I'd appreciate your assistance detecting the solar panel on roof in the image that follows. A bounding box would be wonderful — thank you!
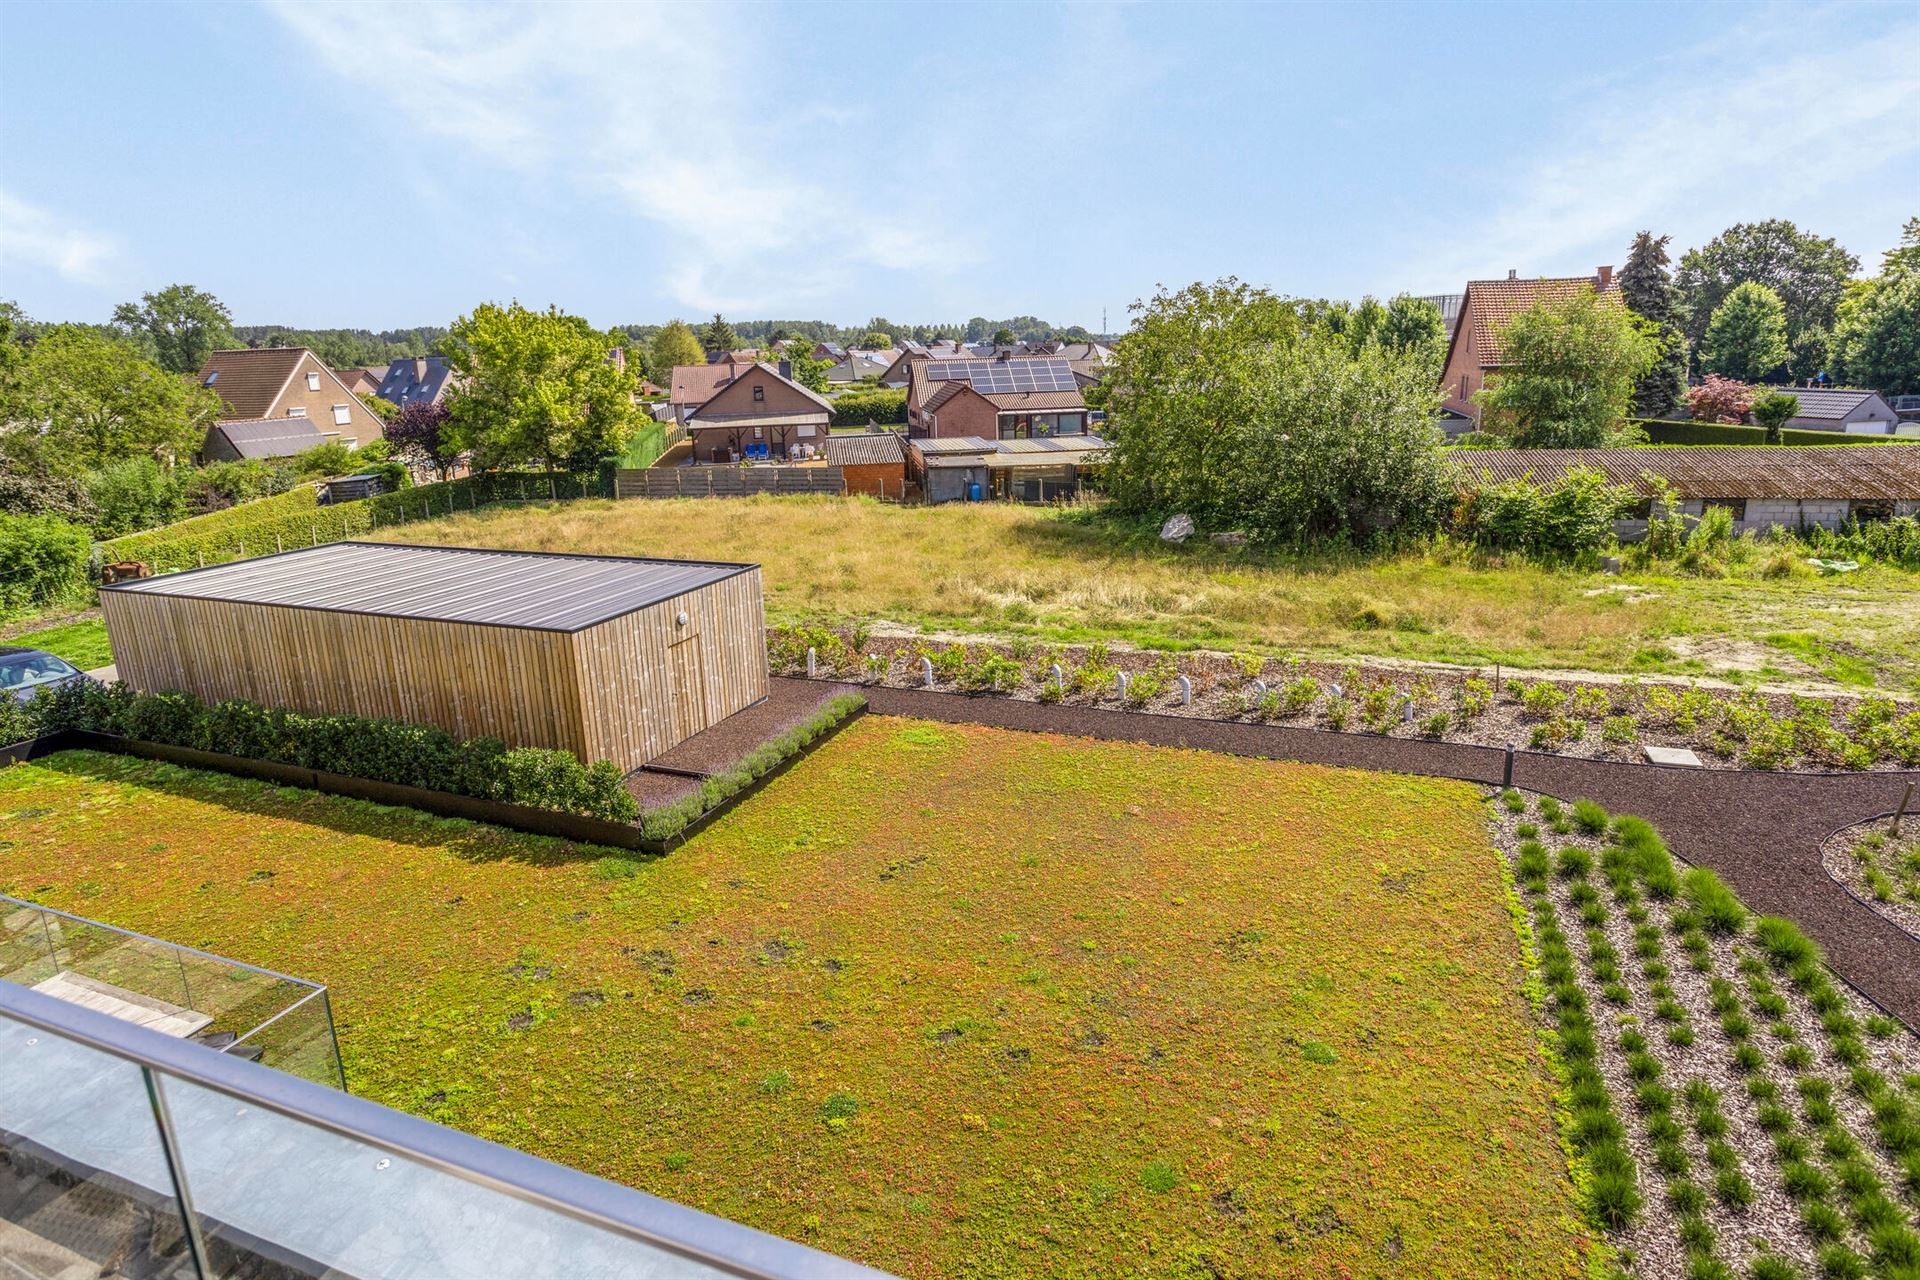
[923,358,1078,394]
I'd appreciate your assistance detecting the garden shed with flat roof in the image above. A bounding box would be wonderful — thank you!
[98,542,768,772]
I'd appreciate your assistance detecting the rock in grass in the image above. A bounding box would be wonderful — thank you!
[1159,514,1194,544]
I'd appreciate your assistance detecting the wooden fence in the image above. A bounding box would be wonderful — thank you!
[616,466,846,499]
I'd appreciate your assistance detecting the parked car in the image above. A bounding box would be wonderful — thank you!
[0,645,92,704]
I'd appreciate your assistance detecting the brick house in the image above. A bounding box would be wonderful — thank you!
[905,358,1089,442]
[1438,267,1622,423]
[822,431,907,498]
[684,362,835,462]
[1449,445,1920,539]
[194,347,384,457]
[669,362,738,424]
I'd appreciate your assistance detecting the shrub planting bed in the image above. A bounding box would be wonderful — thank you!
[775,626,1920,773]
[1491,791,1920,1279]
[0,721,1589,1278]
[1823,817,1920,944]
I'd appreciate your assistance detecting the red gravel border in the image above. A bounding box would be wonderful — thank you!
[858,682,1920,1027]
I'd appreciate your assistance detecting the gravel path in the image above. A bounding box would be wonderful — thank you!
[852,682,1920,1027]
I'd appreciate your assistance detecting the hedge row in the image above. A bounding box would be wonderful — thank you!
[638,693,865,840]
[827,387,908,425]
[1631,419,1909,447]
[97,471,598,574]
[11,680,638,823]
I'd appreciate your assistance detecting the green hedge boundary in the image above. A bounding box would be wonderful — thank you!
[1630,419,1910,447]
[97,471,601,574]
[11,680,637,822]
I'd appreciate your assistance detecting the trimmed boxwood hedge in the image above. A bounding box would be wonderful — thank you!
[15,680,637,823]
[1630,419,1907,447]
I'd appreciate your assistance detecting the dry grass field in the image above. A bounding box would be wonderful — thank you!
[368,496,1920,693]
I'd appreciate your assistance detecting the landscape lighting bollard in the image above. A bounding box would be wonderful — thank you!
[1327,682,1341,699]
[921,656,934,688]
[1176,675,1192,706]
[1402,701,1415,723]
[806,647,817,679]
[1249,679,1267,699]
[1116,672,1130,698]
[1050,663,1063,688]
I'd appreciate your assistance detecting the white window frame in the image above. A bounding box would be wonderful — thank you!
[332,404,352,425]
[306,371,322,391]
[286,406,307,418]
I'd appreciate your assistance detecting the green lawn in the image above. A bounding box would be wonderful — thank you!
[5,618,113,670]
[0,724,1586,1278]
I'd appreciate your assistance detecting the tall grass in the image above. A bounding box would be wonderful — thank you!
[364,495,1920,687]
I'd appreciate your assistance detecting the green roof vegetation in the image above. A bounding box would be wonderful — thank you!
[1,724,1587,1277]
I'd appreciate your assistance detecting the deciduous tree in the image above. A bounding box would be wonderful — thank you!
[1675,220,1858,347]
[443,302,637,475]
[1475,288,1655,448]
[385,401,459,478]
[649,320,705,375]
[1101,279,1447,544]
[10,325,218,471]
[111,284,235,374]
[1684,374,1754,424]
[1749,391,1799,444]
[1702,282,1790,383]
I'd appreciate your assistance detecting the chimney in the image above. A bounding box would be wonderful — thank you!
[413,356,428,383]
[1596,264,1614,289]
[778,359,792,380]
[1507,269,1518,280]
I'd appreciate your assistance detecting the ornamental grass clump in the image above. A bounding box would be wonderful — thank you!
[1681,868,1746,937]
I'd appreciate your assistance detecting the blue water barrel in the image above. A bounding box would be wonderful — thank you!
[969,481,983,502]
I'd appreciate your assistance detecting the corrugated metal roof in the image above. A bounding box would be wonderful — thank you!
[104,542,756,632]
[1447,445,1920,500]
[209,417,326,460]
[822,432,905,466]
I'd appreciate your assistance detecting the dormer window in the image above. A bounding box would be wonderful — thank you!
[306,371,322,391]
[753,385,765,402]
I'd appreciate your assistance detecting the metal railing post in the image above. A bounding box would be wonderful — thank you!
[143,1068,217,1279]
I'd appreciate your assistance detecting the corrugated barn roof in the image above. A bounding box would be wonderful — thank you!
[103,542,755,632]
[1447,445,1920,501]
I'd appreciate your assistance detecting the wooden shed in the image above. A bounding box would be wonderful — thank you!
[98,541,768,772]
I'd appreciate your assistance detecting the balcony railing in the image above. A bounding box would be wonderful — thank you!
[0,977,893,1280]
[0,906,893,1280]
[0,893,344,1088]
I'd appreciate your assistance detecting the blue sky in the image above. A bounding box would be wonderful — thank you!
[2,0,1916,332]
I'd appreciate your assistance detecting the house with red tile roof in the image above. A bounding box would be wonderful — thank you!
[1438,267,1622,424]
[194,347,384,459]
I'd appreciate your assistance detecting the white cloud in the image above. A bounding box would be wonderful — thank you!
[264,0,972,312]
[1403,5,1920,290]
[0,190,118,283]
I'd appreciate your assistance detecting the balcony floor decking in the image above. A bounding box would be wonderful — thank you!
[30,971,212,1038]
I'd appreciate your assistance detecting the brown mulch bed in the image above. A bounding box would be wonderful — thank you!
[644,679,846,778]
[620,769,700,810]
[858,683,1920,1028]
[1822,816,1920,943]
